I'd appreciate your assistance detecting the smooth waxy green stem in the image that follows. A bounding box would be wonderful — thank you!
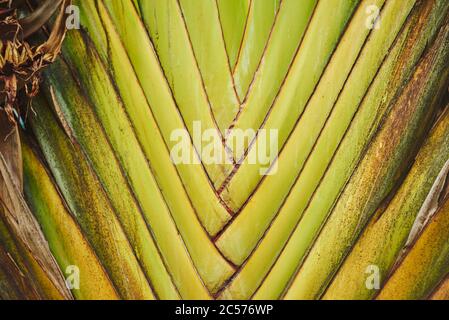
[217,0,414,270]
[179,0,241,131]
[216,0,250,70]
[218,0,373,298]
[221,0,318,164]
[220,0,429,300]
[100,0,232,237]
[222,0,358,190]
[232,0,281,101]
[47,0,234,295]
[136,0,232,187]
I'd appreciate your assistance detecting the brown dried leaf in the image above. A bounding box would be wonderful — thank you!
[0,111,22,189]
[20,0,63,39]
[0,151,72,299]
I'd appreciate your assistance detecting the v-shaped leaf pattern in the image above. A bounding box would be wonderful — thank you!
[178,0,241,132]
[232,0,281,102]
[216,0,251,71]
[23,0,449,300]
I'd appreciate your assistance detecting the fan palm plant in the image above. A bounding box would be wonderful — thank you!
[0,0,448,300]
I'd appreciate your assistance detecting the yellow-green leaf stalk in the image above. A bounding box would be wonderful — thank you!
[324,81,449,299]
[23,141,119,300]
[285,3,449,299]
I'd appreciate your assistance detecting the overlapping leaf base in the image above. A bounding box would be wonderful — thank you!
[3,0,448,300]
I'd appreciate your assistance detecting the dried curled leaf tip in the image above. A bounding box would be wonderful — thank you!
[0,0,70,125]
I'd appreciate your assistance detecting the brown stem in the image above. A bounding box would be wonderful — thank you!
[19,0,62,38]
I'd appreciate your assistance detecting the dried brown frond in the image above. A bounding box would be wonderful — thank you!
[0,0,70,125]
